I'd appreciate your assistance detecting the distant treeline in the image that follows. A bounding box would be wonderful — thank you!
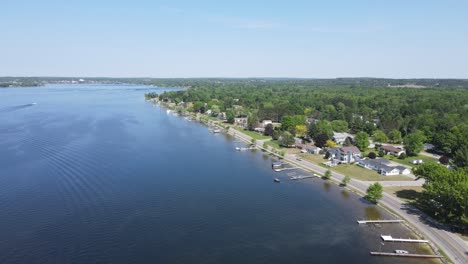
[2,77,468,89]
[158,80,468,160]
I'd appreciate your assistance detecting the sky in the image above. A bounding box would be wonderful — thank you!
[1,0,468,78]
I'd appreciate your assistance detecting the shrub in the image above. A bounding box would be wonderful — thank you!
[439,156,450,165]
[368,152,377,159]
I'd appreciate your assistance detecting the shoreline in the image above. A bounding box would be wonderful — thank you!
[153,99,464,264]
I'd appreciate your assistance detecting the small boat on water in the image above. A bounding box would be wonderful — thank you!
[213,129,221,133]
[235,147,241,151]
[274,178,280,183]
[395,250,409,254]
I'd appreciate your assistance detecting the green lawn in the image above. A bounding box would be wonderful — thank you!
[384,186,424,203]
[264,140,284,149]
[233,127,271,140]
[385,154,438,168]
[298,153,328,164]
[332,164,414,181]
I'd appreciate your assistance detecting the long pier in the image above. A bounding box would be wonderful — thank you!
[381,235,429,243]
[290,175,317,180]
[370,252,442,258]
[357,220,404,224]
[273,167,298,172]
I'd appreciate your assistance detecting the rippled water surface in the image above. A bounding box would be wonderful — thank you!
[0,84,436,263]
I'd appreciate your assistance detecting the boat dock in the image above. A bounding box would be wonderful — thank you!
[381,235,429,243]
[370,252,442,258]
[236,146,256,151]
[357,220,404,224]
[290,175,318,180]
[273,167,298,172]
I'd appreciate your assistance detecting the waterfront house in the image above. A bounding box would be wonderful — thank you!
[217,112,227,121]
[358,158,410,175]
[234,117,248,128]
[380,145,405,156]
[327,146,361,164]
[332,132,354,145]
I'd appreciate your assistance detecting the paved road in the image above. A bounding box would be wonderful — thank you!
[226,127,467,264]
[285,153,467,264]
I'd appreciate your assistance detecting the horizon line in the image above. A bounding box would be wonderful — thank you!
[1,76,468,80]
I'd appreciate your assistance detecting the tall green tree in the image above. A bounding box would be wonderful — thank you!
[247,113,259,131]
[279,131,295,147]
[414,162,468,227]
[373,130,388,143]
[404,130,426,156]
[331,120,348,132]
[388,129,402,143]
[354,131,370,151]
[365,182,383,204]
[316,120,334,138]
[226,110,235,124]
[453,145,468,168]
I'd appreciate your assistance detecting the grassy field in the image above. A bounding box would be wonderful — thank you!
[384,154,438,168]
[384,186,424,203]
[298,153,328,164]
[264,140,282,150]
[233,127,271,140]
[264,140,300,154]
[332,164,414,181]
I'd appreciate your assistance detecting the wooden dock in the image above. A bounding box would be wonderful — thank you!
[370,252,442,258]
[381,235,429,243]
[290,175,317,180]
[357,219,404,224]
[273,167,298,172]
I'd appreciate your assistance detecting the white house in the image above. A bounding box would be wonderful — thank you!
[358,158,410,175]
[327,146,361,164]
[332,132,354,144]
[234,117,248,128]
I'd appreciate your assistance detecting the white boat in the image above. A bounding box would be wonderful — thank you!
[395,250,409,254]
[274,178,280,183]
[213,129,221,133]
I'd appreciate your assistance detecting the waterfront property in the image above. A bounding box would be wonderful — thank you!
[358,158,410,176]
[234,117,248,128]
[326,146,361,164]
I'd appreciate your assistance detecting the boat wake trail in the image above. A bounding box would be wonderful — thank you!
[0,103,37,113]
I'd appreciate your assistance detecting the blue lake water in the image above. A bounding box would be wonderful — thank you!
[0,84,435,263]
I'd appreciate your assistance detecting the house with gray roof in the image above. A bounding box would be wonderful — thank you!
[327,146,361,164]
[358,158,410,176]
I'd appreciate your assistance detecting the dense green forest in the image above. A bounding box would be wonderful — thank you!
[157,80,467,157]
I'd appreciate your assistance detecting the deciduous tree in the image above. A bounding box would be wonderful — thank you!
[365,182,383,204]
[355,131,369,151]
[404,130,426,156]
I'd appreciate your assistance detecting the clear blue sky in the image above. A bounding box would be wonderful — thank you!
[2,0,467,78]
